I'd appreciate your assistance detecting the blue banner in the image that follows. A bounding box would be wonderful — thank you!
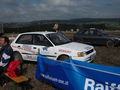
[36,54,120,90]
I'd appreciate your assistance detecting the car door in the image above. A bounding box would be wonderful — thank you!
[96,31,109,45]
[14,34,35,61]
[32,34,57,60]
[75,30,88,43]
[84,30,104,45]
[89,30,107,45]
[80,30,102,45]
[86,30,99,44]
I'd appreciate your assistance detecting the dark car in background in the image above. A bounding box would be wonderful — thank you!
[74,28,120,47]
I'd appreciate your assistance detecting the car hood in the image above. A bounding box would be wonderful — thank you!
[58,42,94,52]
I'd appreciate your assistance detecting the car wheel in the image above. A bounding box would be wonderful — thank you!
[106,40,115,47]
[58,55,70,61]
[14,52,23,63]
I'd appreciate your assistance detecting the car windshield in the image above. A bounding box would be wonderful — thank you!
[46,33,71,45]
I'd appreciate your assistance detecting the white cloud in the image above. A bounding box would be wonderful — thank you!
[33,3,51,12]
[43,0,76,6]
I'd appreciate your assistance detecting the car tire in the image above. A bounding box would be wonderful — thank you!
[58,55,70,61]
[14,52,23,63]
[106,40,115,47]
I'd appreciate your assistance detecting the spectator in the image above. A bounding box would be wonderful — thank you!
[52,24,59,32]
[0,36,13,86]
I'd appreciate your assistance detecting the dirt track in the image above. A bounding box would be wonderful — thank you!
[95,46,120,66]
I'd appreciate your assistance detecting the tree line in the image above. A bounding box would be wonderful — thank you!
[3,23,120,33]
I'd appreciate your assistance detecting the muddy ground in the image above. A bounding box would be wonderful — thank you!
[0,31,120,90]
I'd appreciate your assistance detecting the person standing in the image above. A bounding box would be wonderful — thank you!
[52,24,59,32]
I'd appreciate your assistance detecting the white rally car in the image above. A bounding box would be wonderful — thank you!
[11,32,96,62]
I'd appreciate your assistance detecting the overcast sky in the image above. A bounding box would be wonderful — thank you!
[0,0,120,22]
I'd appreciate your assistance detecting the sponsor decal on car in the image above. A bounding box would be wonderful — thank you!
[41,47,49,54]
[43,47,48,51]
[22,45,32,50]
[25,55,37,60]
[59,49,71,54]
[12,45,37,54]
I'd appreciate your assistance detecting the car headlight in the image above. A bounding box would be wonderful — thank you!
[77,52,85,57]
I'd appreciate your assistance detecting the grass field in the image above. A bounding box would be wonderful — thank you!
[0,31,120,90]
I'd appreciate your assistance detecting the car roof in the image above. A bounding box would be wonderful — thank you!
[19,31,56,35]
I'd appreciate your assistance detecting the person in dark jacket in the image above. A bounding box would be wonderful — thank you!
[0,36,13,86]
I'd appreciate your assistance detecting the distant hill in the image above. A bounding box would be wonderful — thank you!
[1,18,120,24]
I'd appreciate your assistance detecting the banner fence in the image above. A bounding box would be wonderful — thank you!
[36,54,120,90]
